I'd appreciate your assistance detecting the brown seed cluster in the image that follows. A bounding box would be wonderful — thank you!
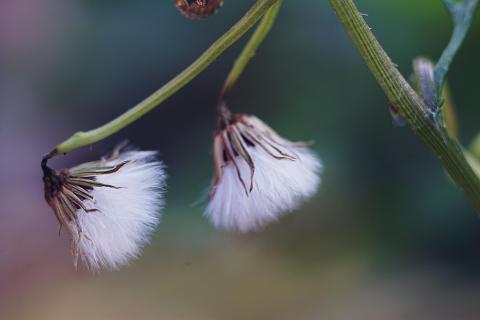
[175,0,224,19]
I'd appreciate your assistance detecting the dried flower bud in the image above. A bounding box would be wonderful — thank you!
[205,107,322,233]
[42,144,166,271]
[175,0,224,19]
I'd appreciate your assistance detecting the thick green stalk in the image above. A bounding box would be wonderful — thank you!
[330,0,480,211]
[221,0,282,98]
[55,0,279,154]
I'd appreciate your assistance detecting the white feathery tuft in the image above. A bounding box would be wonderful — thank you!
[71,151,166,271]
[205,145,322,233]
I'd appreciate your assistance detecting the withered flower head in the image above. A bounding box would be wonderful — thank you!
[175,0,224,19]
[42,144,166,271]
[204,106,322,233]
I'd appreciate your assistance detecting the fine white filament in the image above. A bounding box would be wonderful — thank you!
[71,151,166,271]
[206,146,322,233]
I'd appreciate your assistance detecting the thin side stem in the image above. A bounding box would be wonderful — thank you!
[55,0,280,154]
[434,0,479,95]
[220,0,282,100]
[330,0,480,211]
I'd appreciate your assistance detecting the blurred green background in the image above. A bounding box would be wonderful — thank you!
[1,0,480,319]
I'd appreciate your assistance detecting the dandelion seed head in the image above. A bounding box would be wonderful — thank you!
[43,147,166,271]
[205,111,322,233]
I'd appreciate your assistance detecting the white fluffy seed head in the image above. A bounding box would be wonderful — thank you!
[205,113,322,233]
[70,151,166,271]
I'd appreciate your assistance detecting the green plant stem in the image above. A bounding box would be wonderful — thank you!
[330,0,480,211]
[220,0,282,99]
[434,0,479,95]
[54,0,280,154]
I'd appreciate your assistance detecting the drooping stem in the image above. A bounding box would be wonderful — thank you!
[54,0,280,154]
[329,0,480,211]
[220,0,282,100]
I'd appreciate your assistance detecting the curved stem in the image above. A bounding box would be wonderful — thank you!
[434,0,479,96]
[220,0,282,100]
[54,0,280,154]
[330,0,480,211]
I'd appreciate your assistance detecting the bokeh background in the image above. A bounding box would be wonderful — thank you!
[1,0,480,319]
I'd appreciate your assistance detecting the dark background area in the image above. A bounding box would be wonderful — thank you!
[1,0,480,319]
